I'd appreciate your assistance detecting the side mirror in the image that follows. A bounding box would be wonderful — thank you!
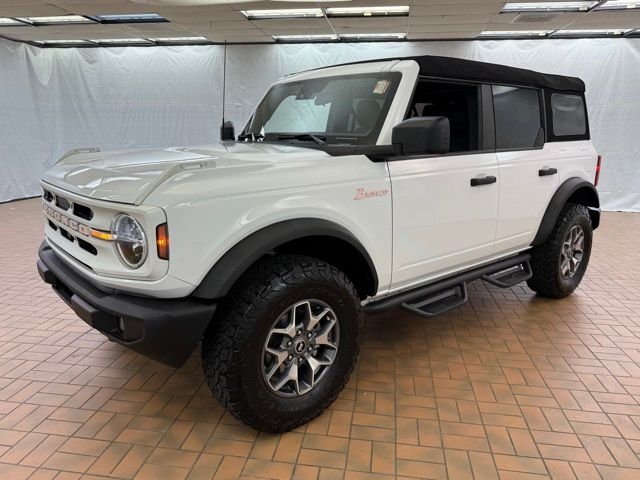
[392,116,450,156]
[220,121,235,141]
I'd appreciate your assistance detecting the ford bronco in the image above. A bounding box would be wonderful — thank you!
[37,55,600,432]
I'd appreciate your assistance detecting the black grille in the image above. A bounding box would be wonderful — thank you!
[43,189,54,202]
[55,195,71,211]
[73,203,93,221]
[59,227,74,243]
[48,220,58,231]
[78,238,98,255]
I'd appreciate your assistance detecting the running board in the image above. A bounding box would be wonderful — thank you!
[365,253,531,316]
[401,283,467,318]
[481,260,532,288]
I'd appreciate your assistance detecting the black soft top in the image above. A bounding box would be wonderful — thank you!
[327,55,585,92]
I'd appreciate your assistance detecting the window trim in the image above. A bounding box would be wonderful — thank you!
[545,89,590,142]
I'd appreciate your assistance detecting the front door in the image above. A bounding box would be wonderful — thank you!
[389,153,499,288]
[388,79,499,289]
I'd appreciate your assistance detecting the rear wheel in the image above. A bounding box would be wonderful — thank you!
[527,203,593,298]
[201,254,364,432]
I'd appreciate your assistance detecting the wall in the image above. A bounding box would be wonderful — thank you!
[1,37,639,210]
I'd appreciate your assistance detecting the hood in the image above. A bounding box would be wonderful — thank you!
[42,142,328,205]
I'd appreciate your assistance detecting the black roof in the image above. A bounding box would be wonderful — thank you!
[333,55,585,92]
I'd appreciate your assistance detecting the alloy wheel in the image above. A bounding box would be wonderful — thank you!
[262,299,340,397]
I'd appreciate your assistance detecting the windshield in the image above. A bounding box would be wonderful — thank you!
[242,72,401,146]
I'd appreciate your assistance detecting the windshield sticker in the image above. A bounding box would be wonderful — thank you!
[373,80,389,95]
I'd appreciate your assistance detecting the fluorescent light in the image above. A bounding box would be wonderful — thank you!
[91,38,152,44]
[18,15,94,25]
[596,0,640,9]
[44,39,95,45]
[501,2,598,12]
[0,18,23,25]
[552,28,632,36]
[149,36,209,43]
[241,9,323,19]
[325,6,410,17]
[273,34,338,42]
[480,30,551,37]
[340,33,407,40]
[93,13,168,23]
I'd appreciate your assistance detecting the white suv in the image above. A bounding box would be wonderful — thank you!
[37,55,601,432]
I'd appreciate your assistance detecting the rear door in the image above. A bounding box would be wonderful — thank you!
[491,85,560,254]
[388,80,499,288]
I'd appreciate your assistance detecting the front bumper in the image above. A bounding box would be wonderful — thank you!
[37,241,216,367]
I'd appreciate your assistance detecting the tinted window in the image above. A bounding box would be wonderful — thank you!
[407,80,480,153]
[492,86,542,149]
[551,93,586,136]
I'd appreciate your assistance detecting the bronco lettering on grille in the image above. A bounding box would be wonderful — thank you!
[43,204,91,236]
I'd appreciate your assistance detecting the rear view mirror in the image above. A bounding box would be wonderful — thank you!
[392,116,450,156]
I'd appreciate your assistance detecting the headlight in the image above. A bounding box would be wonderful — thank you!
[113,214,147,268]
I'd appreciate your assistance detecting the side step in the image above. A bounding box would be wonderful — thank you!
[481,261,532,288]
[401,283,468,318]
[365,252,531,317]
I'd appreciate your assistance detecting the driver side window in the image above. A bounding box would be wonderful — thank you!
[407,80,481,153]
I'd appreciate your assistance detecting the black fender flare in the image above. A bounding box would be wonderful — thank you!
[191,218,379,300]
[531,177,600,247]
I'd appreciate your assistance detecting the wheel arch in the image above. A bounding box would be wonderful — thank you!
[531,177,600,247]
[191,218,379,300]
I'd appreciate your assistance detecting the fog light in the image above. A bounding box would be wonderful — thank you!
[117,317,125,334]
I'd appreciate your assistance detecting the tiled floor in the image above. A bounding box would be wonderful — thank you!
[1,198,640,480]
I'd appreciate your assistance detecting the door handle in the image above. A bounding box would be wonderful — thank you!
[470,176,497,187]
[538,167,558,177]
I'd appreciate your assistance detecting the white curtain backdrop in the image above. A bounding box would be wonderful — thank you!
[1,37,639,210]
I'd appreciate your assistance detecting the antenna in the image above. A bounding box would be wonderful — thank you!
[219,41,234,141]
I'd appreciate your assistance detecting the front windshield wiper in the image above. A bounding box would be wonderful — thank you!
[276,133,326,145]
[237,132,264,142]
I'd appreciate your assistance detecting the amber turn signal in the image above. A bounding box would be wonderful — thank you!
[90,228,115,241]
[156,223,169,260]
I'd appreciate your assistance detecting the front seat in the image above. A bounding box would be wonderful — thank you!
[355,100,381,134]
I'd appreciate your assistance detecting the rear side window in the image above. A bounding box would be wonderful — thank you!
[551,93,586,136]
[492,85,542,150]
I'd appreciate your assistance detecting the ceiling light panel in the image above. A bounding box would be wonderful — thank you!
[480,30,552,36]
[501,2,598,13]
[91,38,153,44]
[273,34,338,42]
[44,39,95,45]
[552,28,632,35]
[596,0,640,10]
[93,13,168,24]
[18,15,95,25]
[242,9,323,20]
[149,36,209,43]
[0,18,23,25]
[340,33,407,40]
[325,6,410,17]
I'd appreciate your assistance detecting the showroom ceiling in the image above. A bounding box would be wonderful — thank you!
[0,0,638,46]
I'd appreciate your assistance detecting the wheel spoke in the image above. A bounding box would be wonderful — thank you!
[314,318,338,350]
[307,307,331,332]
[272,363,299,393]
[269,309,297,339]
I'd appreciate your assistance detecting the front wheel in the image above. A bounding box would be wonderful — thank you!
[201,254,364,432]
[527,203,593,298]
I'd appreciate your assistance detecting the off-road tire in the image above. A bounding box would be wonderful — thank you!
[527,203,592,298]
[201,254,364,432]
